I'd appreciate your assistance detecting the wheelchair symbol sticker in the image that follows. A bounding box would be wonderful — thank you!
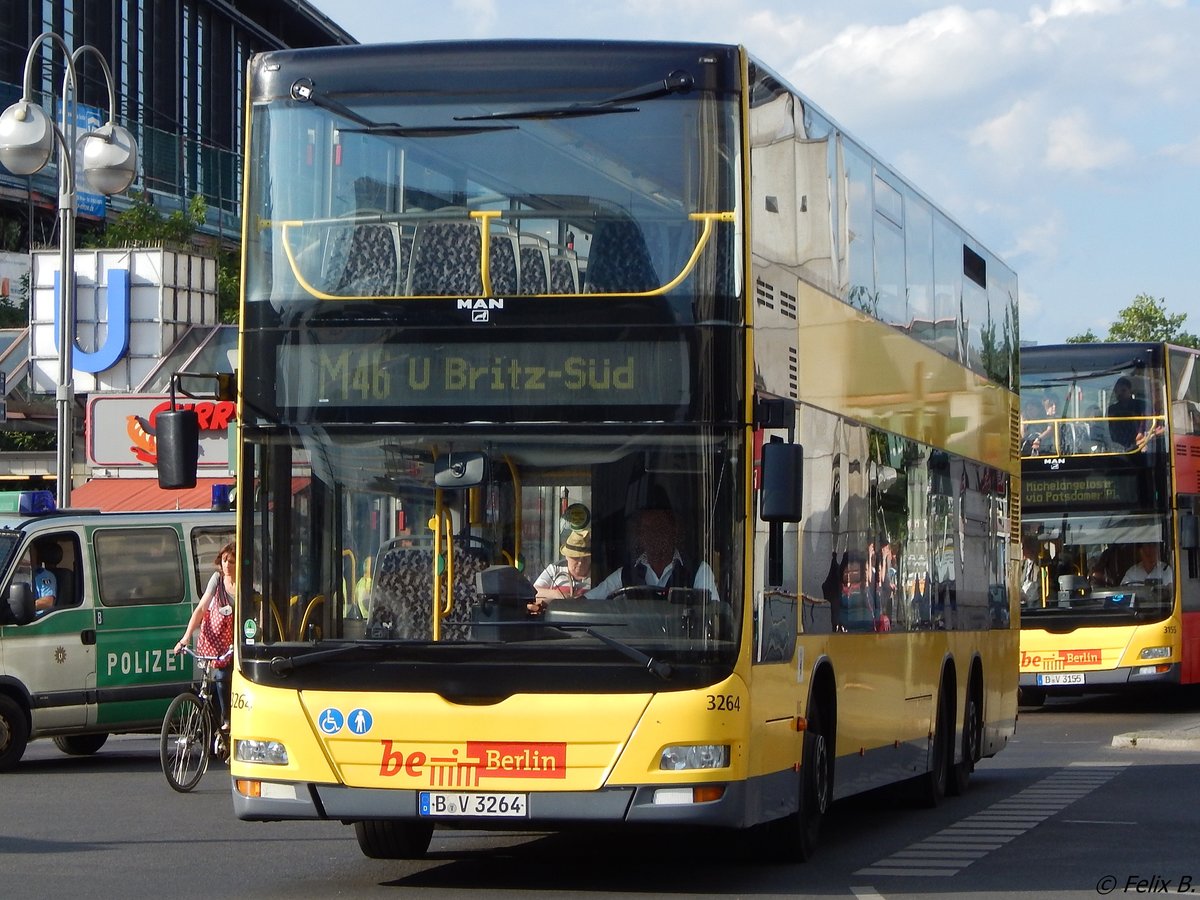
[347,708,373,735]
[318,708,344,735]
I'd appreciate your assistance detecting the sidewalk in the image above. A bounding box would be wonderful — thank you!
[1111,716,1200,750]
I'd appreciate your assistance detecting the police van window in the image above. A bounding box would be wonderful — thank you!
[21,532,83,615]
[191,527,236,595]
[94,527,186,607]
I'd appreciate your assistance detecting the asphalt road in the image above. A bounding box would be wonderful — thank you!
[3,688,1199,899]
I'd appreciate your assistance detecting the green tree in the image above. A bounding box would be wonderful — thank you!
[1067,294,1199,347]
[82,191,240,321]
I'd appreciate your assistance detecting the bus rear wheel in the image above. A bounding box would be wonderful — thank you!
[53,733,109,756]
[949,683,981,797]
[916,686,951,808]
[354,820,434,859]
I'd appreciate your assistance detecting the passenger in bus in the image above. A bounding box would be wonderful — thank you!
[527,529,592,615]
[585,504,719,602]
[1020,400,1047,455]
[32,540,62,614]
[1120,542,1172,586]
[1107,377,1146,449]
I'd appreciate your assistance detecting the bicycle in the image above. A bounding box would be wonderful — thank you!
[159,647,232,793]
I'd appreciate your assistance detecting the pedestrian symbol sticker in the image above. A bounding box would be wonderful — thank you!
[347,708,373,735]
[318,707,344,735]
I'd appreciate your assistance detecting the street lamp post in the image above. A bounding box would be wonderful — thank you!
[0,31,138,508]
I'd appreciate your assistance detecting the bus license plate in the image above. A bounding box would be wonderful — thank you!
[1038,673,1085,686]
[419,791,528,818]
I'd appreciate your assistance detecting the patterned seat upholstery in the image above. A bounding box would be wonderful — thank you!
[549,250,579,293]
[489,231,520,296]
[518,236,550,294]
[584,218,659,293]
[367,544,486,641]
[322,223,407,296]
[408,221,483,296]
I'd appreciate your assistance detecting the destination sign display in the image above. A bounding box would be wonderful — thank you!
[276,340,690,409]
[1023,470,1140,509]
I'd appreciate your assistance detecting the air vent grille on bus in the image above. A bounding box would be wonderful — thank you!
[789,347,798,399]
[1009,404,1021,463]
[755,277,776,311]
[780,288,797,320]
[1010,485,1021,543]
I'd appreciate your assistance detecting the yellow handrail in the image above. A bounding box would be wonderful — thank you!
[274,210,735,301]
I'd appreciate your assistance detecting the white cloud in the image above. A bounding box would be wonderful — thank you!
[450,0,499,36]
[1044,110,1134,172]
[1028,0,1129,28]
[790,6,1024,120]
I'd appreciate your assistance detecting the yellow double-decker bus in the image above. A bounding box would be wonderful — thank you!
[1019,342,1200,705]
[169,40,1019,861]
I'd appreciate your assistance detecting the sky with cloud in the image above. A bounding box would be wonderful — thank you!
[308,0,1200,345]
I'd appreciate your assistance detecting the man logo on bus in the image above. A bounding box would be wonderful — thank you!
[457,298,505,323]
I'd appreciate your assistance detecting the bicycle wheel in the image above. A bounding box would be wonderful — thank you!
[160,691,211,793]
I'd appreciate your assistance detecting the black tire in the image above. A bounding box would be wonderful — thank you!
[160,692,210,793]
[753,696,833,863]
[1019,687,1046,708]
[917,685,951,808]
[796,700,832,861]
[0,694,30,772]
[354,820,434,860]
[53,733,109,756]
[949,681,981,797]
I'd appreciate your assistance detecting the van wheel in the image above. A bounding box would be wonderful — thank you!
[0,695,30,772]
[53,733,109,756]
[353,820,433,859]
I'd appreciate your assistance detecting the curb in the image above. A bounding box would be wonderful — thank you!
[1112,730,1200,751]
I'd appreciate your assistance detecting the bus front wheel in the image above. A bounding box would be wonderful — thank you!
[796,703,833,861]
[354,820,434,859]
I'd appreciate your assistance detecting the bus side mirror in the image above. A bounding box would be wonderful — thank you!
[760,440,804,522]
[1181,513,1199,550]
[157,408,200,489]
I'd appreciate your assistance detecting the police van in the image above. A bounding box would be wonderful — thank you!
[0,490,234,770]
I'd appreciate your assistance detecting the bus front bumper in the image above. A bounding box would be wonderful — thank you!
[230,775,787,829]
[1019,662,1180,689]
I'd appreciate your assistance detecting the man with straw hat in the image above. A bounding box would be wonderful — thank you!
[528,529,592,614]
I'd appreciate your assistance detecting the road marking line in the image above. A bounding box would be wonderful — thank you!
[853,764,1126,878]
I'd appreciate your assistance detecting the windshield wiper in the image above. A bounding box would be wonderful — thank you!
[454,69,694,122]
[339,124,518,137]
[268,641,383,676]
[288,78,516,138]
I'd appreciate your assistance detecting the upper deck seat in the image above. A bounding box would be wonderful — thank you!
[519,235,551,294]
[584,218,659,294]
[408,221,482,296]
[322,222,407,296]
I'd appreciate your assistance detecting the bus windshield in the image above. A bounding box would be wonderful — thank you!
[1021,510,1173,626]
[1019,350,1164,457]
[245,69,738,303]
[244,425,742,682]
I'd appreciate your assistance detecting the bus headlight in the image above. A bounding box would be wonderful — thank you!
[1139,646,1171,660]
[235,738,289,765]
[659,744,730,770]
